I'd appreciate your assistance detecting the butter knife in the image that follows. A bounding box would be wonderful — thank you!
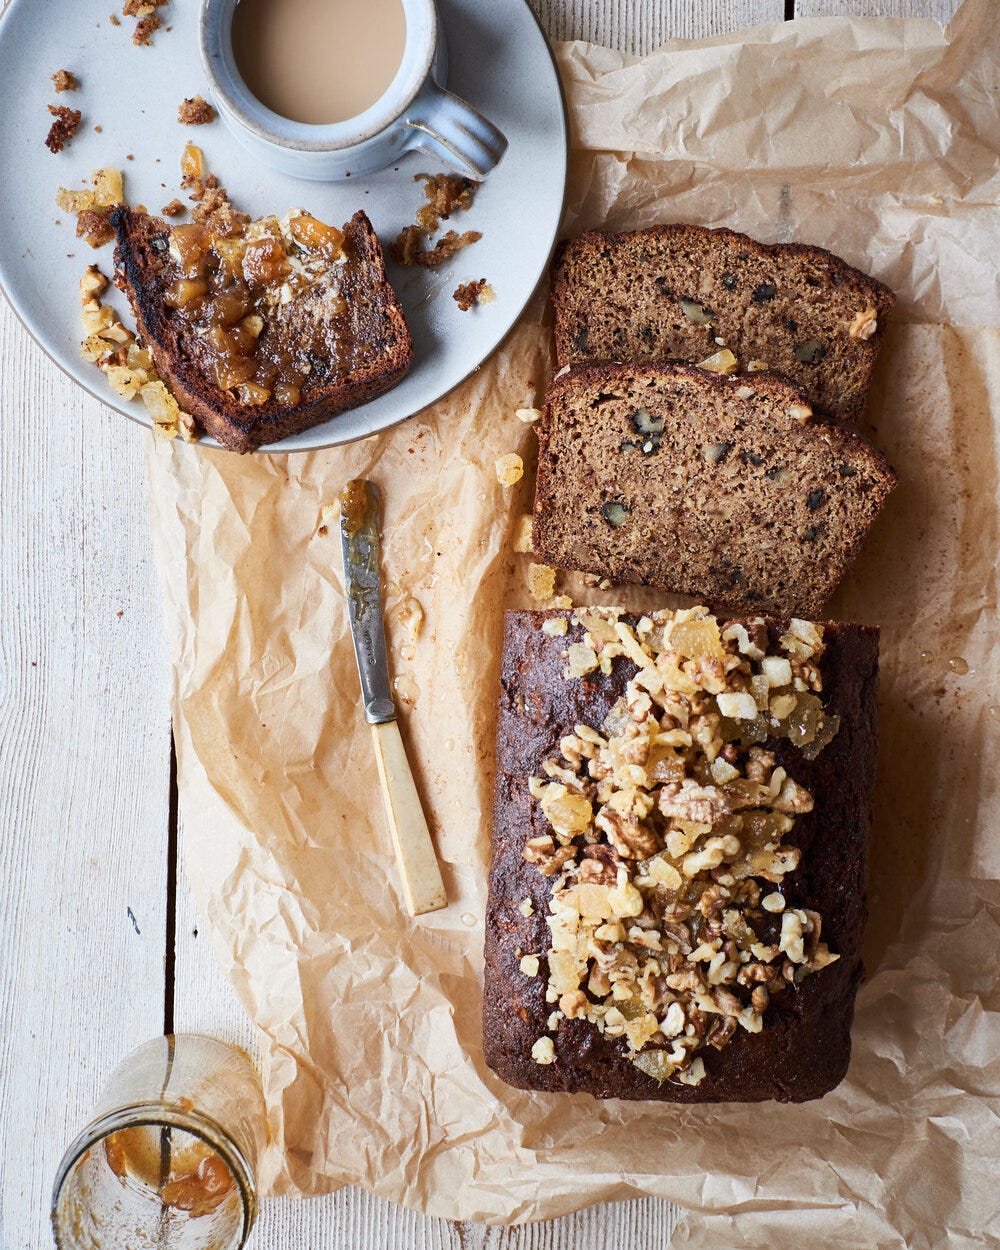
[340,479,447,916]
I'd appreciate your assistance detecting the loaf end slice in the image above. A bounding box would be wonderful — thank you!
[532,362,895,617]
[551,223,895,425]
[111,206,413,453]
[484,607,880,1102]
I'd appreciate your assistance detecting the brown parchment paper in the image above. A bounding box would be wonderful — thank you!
[145,0,1000,1241]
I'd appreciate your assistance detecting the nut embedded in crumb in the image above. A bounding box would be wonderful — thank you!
[527,563,557,601]
[161,198,186,217]
[746,359,770,372]
[453,278,492,312]
[786,403,813,422]
[516,407,541,424]
[52,69,79,93]
[177,95,216,125]
[45,105,82,153]
[495,453,523,487]
[848,306,878,340]
[541,616,568,636]
[519,954,540,977]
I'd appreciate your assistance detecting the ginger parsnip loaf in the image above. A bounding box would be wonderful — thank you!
[532,362,895,617]
[551,224,894,424]
[484,607,879,1103]
[111,205,412,453]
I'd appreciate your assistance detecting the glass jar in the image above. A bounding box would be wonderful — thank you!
[51,1034,268,1250]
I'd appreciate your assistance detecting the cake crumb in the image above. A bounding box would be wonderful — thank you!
[133,13,161,44]
[161,198,186,217]
[45,105,82,153]
[109,12,120,23]
[52,69,79,93]
[453,278,494,311]
[414,172,478,232]
[177,95,216,125]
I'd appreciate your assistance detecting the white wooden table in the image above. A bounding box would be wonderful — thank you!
[0,1,959,1247]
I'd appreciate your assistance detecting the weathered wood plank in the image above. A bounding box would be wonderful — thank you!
[0,305,172,1249]
[795,0,959,19]
[531,0,785,51]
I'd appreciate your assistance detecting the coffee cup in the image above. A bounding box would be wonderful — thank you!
[200,0,508,182]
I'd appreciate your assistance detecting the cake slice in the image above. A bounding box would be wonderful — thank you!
[111,206,412,453]
[532,362,895,617]
[551,224,895,424]
[484,606,879,1103]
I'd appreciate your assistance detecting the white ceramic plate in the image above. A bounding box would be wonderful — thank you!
[0,0,567,450]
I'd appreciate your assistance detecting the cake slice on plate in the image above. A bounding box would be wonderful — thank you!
[111,205,412,453]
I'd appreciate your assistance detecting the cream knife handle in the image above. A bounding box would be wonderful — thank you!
[370,720,447,916]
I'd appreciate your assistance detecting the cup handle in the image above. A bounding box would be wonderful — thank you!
[403,80,508,180]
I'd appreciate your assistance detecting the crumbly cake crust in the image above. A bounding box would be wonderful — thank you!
[551,223,895,425]
[483,609,880,1103]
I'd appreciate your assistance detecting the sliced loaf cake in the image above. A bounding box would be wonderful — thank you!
[551,224,894,425]
[532,363,895,616]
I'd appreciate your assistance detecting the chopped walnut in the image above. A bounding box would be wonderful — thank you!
[527,563,557,602]
[512,513,533,554]
[45,105,82,153]
[52,69,79,93]
[848,306,878,340]
[177,95,215,125]
[495,453,523,486]
[161,198,186,217]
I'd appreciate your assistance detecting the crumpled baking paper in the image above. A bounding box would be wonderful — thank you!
[145,0,1000,1240]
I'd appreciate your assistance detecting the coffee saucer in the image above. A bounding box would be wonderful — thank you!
[0,0,567,451]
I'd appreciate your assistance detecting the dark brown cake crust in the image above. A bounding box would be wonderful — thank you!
[483,610,879,1103]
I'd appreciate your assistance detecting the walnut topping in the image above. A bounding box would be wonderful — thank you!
[524,606,840,1084]
[516,407,542,423]
[848,306,878,340]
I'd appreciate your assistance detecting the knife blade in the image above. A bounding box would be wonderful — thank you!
[340,479,447,916]
[340,478,396,725]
